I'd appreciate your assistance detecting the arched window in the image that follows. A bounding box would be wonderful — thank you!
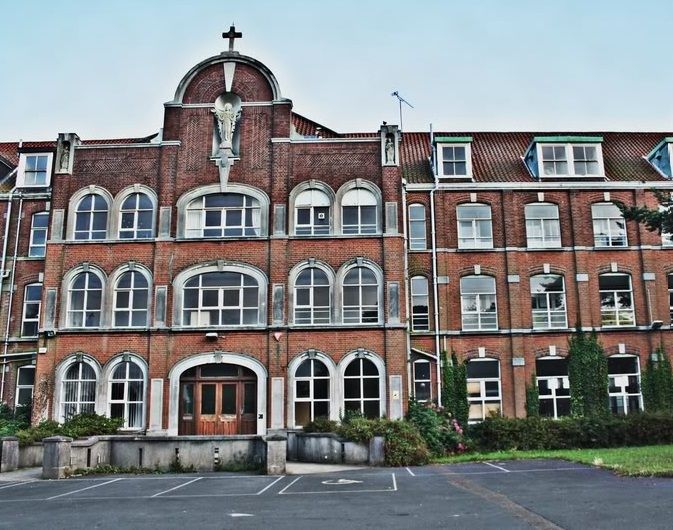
[185,193,261,238]
[467,358,501,422]
[536,357,570,419]
[109,359,145,429]
[295,189,330,235]
[341,188,378,235]
[113,271,149,327]
[460,275,497,331]
[411,276,429,331]
[342,266,379,324]
[343,357,380,418]
[408,204,426,250]
[293,358,330,426]
[67,272,103,328]
[294,268,331,324]
[119,192,154,239]
[599,273,634,326]
[74,194,108,240]
[530,274,567,329]
[608,355,642,415]
[183,271,259,326]
[62,361,97,419]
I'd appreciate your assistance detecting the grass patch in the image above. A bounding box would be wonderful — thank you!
[433,444,673,477]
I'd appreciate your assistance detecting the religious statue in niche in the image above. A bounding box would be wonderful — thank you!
[385,135,395,164]
[59,143,70,172]
[212,101,241,148]
[211,93,242,190]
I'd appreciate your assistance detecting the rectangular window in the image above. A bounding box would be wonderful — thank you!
[537,143,603,178]
[530,275,567,329]
[22,284,42,337]
[592,202,627,247]
[413,360,431,402]
[437,143,472,178]
[410,276,429,331]
[460,276,497,331]
[457,204,493,249]
[28,212,49,257]
[608,356,642,415]
[536,357,570,419]
[18,153,53,187]
[408,204,426,250]
[467,359,501,422]
[15,365,35,408]
[599,274,634,327]
[524,203,561,248]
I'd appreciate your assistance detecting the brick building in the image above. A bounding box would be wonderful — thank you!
[1,39,672,433]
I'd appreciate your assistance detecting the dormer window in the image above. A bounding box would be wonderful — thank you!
[525,137,604,179]
[646,137,673,178]
[17,153,53,187]
[434,137,472,178]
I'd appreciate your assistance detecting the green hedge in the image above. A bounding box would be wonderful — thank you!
[469,413,673,452]
[15,414,123,446]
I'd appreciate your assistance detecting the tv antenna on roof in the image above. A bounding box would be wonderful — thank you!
[391,91,414,132]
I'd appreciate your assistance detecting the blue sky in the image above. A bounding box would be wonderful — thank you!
[1,0,672,140]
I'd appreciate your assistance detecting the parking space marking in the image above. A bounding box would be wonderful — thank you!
[278,473,397,495]
[484,462,510,473]
[0,481,31,490]
[46,478,123,500]
[151,477,202,497]
[412,466,588,478]
[405,467,415,476]
[255,475,284,495]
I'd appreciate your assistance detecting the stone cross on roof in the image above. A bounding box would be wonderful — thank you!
[222,25,242,52]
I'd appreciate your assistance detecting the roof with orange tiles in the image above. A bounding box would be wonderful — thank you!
[400,131,671,184]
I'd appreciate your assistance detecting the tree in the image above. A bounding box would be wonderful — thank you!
[441,350,469,427]
[568,329,609,417]
[616,190,673,236]
[525,374,540,417]
[642,346,673,412]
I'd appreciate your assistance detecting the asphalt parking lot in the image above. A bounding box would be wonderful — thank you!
[1,459,672,529]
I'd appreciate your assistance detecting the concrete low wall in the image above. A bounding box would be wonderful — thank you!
[289,432,385,465]
[18,443,42,468]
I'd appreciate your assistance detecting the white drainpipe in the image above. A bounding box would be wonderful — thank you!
[401,177,413,403]
[429,126,442,405]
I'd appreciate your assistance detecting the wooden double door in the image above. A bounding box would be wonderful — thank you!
[179,364,257,435]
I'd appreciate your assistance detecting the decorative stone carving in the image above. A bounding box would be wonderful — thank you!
[212,102,240,148]
[380,124,400,167]
[56,132,80,174]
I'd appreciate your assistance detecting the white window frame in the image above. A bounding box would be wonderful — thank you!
[410,276,430,331]
[61,360,98,420]
[460,275,498,331]
[113,270,150,328]
[341,265,380,325]
[668,274,673,321]
[292,358,331,427]
[74,193,110,241]
[592,202,628,247]
[341,188,378,235]
[413,359,432,402]
[535,357,570,419]
[608,355,643,415]
[294,188,331,236]
[536,143,604,178]
[467,358,501,423]
[599,273,635,327]
[342,356,382,418]
[66,271,104,328]
[524,203,561,248]
[15,365,35,408]
[17,153,53,187]
[436,143,472,178]
[293,267,332,325]
[530,274,568,329]
[21,283,42,337]
[185,193,261,238]
[28,212,49,257]
[408,204,427,250]
[456,203,493,249]
[118,192,155,240]
[108,358,146,430]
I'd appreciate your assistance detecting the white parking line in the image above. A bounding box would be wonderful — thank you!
[151,477,202,497]
[391,473,397,491]
[46,478,123,500]
[278,474,397,495]
[255,475,284,495]
[406,467,416,477]
[0,481,33,490]
[277,476,302,495]
[484,462,510,473]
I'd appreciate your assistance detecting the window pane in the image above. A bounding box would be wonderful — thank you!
[201,385,216,414]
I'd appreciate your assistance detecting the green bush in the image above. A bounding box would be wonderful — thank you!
[15,413,123,446]
[469,413,673,452]
[642,347,673,413]
[0,403,31,436]
[303,417,338,433]
[406,400,467,456]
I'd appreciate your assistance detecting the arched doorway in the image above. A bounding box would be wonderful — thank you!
[179,363,257,435]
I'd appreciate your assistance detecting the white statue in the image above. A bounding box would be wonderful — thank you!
[385,137,395,164]
[212,102,240,146]
[60,145,70,172]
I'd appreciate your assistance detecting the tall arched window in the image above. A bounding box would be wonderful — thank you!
[109,359,145,429]
[294,358,330,426]
[67,272,103,328]
[185,193,261,238]
[341,188,378,235]
[343,357,380,418]
[460,275,497,330]
[294,268,331,324]
[183,271,259,326]
[62,361,97,419]
[74,194,108,240]
[113,271,149,327]
[530,274,567,329]
[119,192,154,239]
[295,189,330,235]
[342,266,379,324]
